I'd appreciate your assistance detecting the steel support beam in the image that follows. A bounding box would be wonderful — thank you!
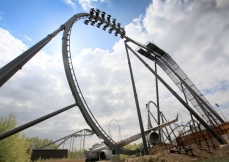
[154,57,161,141]
[124,41,149,155]
[0,103,77,140]
[126,44,227,144]
[0,26,64,87]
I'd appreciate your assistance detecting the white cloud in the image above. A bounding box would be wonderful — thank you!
[63,0,111,11]
[78,0,94,11]
[24,35,32,41]
[63,0,76,9]
[78,0,110,11]
[216,0,229,8]
[100,0,111,4]
[0,28,27,65]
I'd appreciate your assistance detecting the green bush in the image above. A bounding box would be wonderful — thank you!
[26,137,58,149]
[0,114,31,162]
[120,143,142,160]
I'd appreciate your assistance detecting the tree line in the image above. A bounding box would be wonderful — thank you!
[0,114,58,162]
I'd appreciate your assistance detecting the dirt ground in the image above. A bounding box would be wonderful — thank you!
[37,158,86,162]
[125,142,229,162]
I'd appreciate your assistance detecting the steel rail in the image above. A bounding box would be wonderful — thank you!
[62,13,137,155]
[38,129,94,149]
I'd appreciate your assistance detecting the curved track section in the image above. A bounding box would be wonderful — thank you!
[108,119,122,141]
[154,52,220,124]
[62,13,137,155]
[127,39,224,125]
[39,129,94,149]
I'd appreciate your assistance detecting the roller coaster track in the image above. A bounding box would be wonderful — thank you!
[62,13,138,155]
[124,36,223,126]
[134,43,225,125]
[157,57,217,123]
[38,129,94,149]
[0,9,226,152]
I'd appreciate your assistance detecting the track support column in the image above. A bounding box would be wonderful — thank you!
[124,41,149,155]
[154,57,161,142]
[0,26,64,87]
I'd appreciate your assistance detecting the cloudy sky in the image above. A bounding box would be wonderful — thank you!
[0,0,229,150]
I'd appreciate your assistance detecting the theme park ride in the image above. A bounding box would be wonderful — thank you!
[0,8,228,161]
